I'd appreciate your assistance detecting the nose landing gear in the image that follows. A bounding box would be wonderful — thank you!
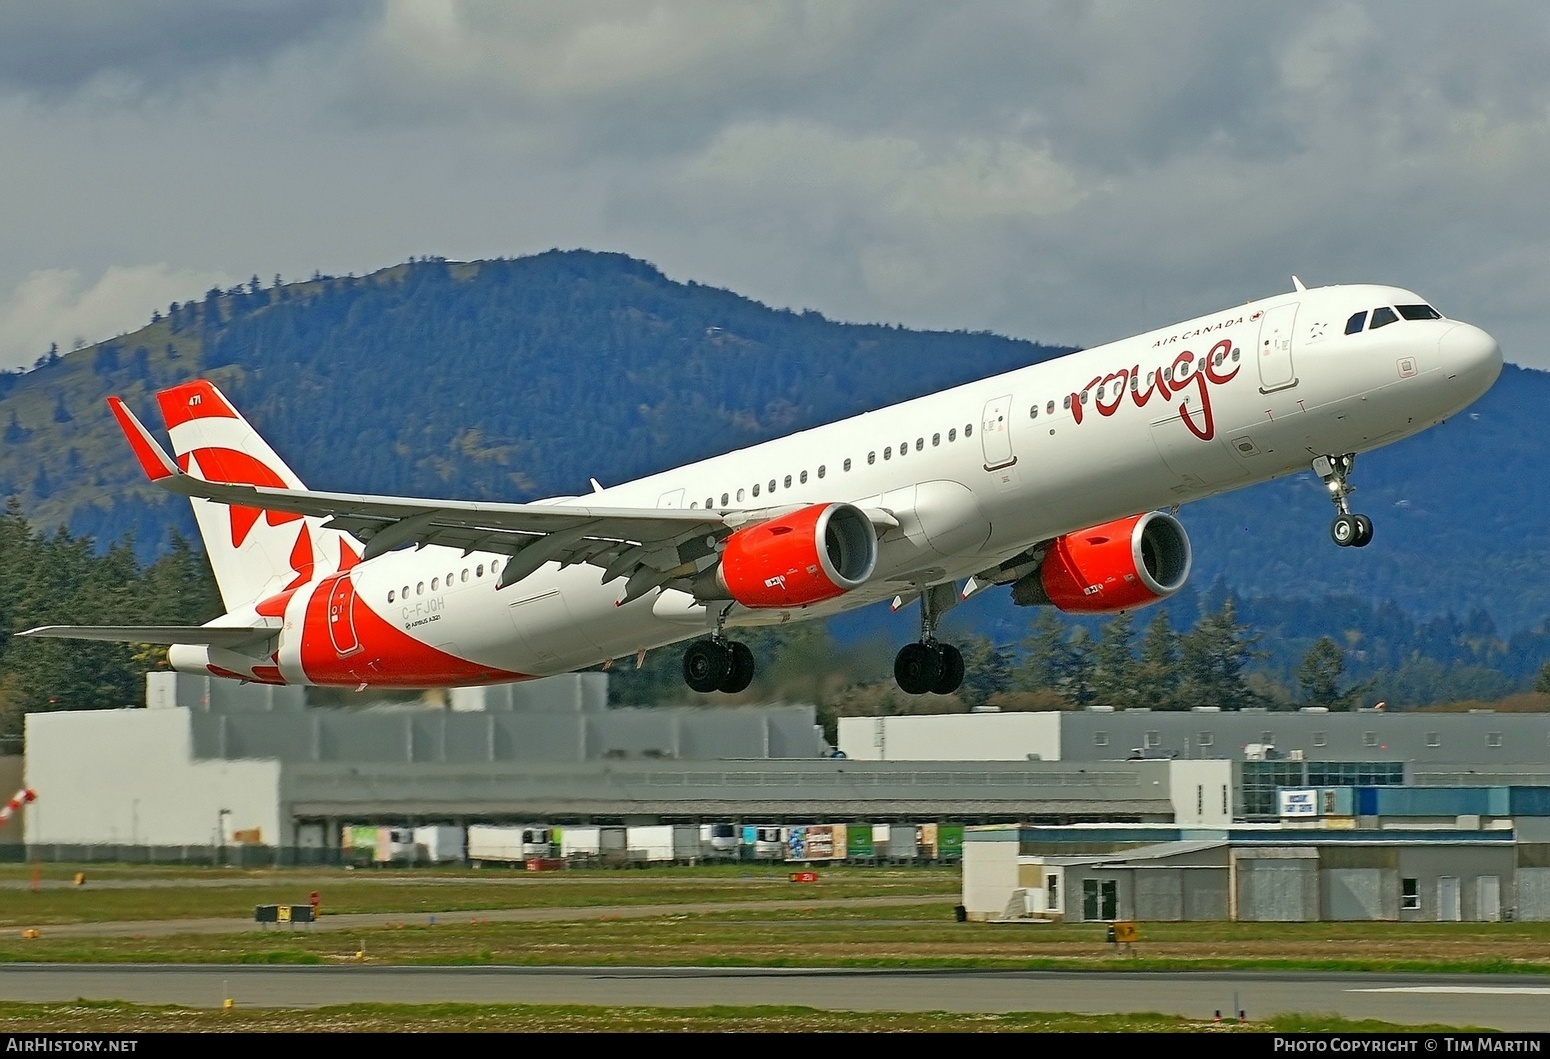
[893,584,966,695]
[1313,454,1373,548]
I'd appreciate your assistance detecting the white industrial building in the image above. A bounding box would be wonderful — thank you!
[23,674,1232,861]
[839,708,1550,765]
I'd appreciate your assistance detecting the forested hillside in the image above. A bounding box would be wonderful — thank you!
[1,249,1547,716]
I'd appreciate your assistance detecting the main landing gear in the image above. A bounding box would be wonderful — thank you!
[682,607,755,694]
[682,637,755,694]
[893,584,965,696]
[1313,453,1373,548]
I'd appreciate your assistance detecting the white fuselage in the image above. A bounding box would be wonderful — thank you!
[235,283,1500,685]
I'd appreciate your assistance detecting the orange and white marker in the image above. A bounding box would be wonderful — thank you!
[0,788,36,828]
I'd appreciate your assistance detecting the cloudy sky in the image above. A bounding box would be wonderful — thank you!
[1,1,1547,372]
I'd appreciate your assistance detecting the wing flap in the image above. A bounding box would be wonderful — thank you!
[19,625,278,649]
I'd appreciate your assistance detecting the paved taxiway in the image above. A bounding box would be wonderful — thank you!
[2,965,1545,1030]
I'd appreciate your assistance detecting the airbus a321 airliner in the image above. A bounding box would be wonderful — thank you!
[23,280,1501,697]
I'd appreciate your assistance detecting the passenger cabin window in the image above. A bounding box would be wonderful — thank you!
[1030,405,1038,419]
[1398,304,1442,321]
[752,483,760,497]
[883,447,892,460]
[965,423,973,436]
[818,465,826,478]
[1369,306,1399,330]
[769,479,777,493]
[737,488,745,501]
[868,452,876,465]
[948,428,957,441]
[932,433,941,446]
[721,493,729,506]
[799,470,807,484]
[1345,311,1368,334]
[842,459,851,472]
[915,438,923,451]
[387,590,395,603]
[1047,400,1056,413]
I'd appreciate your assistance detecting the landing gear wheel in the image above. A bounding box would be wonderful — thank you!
[1314,454,1376,549]
[718,641,756,694]
[894,642,943,695]
[1352,514,1374,548]
[930,643,965,695]
[683,639,732,693]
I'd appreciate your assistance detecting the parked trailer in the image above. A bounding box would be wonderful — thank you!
[936,824,965,863]
[341,825,416,865]
[626,824,700,864]
[885,822,918,862]
[468,825,554,866]
[787,823,847,863]
[412,825,465,864]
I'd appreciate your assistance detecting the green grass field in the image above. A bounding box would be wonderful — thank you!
[0,1000,1479,1034]
[0,863,1546,977]
[0,863,956,926]
[0,864,1529,1031]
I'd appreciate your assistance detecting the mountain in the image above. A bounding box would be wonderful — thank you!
[1,249,1545,659]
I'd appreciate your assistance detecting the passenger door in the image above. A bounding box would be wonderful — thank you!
[1256,303,1299,393]
[980,395,1016,471]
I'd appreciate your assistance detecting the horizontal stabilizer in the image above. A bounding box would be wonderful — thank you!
[18,625,278,649]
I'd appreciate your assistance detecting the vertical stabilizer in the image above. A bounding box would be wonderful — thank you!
[155,381,363,610]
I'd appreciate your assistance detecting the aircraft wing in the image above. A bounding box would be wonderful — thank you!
[109,396,769,602]
[19,624,278,649]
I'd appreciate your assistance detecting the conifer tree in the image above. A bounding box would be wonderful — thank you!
[1135,610,1180,709]
[1090,610,1137,709]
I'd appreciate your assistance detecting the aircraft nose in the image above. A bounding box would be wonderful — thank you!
[1438,321,1502,385]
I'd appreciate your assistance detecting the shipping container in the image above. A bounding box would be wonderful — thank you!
[412,825,464,864]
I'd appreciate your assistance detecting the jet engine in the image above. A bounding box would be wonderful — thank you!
[1011,511,1191,613]
[717,502,878,608]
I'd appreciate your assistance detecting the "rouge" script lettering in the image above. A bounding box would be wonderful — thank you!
[1069,339,1239,441]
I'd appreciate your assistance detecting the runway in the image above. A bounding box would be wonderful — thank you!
[2,965,1546,1031]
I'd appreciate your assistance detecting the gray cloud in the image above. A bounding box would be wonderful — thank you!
[0,1,1547,372]
[0,0,373,97]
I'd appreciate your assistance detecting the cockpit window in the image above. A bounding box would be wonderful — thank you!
[1345,311,1368,335]
[1369,306,1399,330]
[1397,304,1442,321]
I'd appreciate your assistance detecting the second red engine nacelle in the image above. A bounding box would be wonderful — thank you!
[717,502,878,608]
[1012,511,1192,613]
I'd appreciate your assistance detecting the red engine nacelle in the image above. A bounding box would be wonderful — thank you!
[717,502,878,608]
[1013,511,1192,613]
